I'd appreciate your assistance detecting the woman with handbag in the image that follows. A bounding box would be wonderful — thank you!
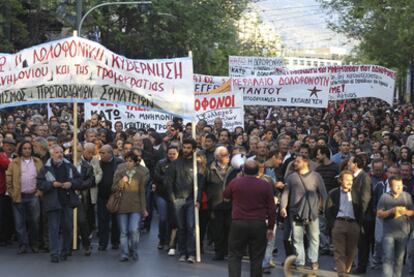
[112,151,149,262]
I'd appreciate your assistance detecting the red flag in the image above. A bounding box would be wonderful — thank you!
[336,100,347,114]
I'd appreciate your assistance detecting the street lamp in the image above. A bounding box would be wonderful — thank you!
[77,1,152,37]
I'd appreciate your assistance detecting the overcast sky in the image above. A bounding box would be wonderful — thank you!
[255,0,355,51]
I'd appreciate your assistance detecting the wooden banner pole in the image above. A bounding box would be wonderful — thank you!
[72,30,79,251]
[189,50,201,263]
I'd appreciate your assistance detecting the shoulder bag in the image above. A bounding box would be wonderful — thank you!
[106,187,124,213]
[295,173,320,224]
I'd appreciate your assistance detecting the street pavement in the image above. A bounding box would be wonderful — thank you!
[0,217,409,277]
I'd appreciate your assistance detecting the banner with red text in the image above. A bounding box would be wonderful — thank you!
[0,36,194,117]
[229,56,285,77]
[288,65,395,105]
[233,73,330,108]
[194,74,243,130]
[84,103,182,132]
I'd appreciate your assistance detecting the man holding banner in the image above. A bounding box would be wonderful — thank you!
[165,138,203,263]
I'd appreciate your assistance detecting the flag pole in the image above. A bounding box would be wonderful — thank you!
[189,50,201,263]
[72,30,79,251]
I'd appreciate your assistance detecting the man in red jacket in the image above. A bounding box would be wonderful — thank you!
[224,160,276,277]
[0,149,11,246]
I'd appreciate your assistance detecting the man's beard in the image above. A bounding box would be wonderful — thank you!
[53,158,63,165]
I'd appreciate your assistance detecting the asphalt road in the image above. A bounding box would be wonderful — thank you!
[0,218,409,277]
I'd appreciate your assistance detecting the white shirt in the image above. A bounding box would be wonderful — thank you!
[353,169,362,178]
[337,188,355,219]
[283,152,292,163]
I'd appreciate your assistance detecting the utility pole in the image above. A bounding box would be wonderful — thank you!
[78,1,151,37]
[76,0,83,32]
[5,0,11,45]
[409,61,414,103]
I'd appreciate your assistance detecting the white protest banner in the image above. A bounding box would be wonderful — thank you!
[233,73,330,108]
[84,103,177,132]
[327,65,395,105]
[229,56,284,77]
[194,74,244,130]
[288,65,396,105]
[0,36,194,118]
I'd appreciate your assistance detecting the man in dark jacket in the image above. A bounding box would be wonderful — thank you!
[37,145,82,263]
[347,154,373,274]
[32,136,51,250]
[325,170,363,276]
[153,145,179,250]
[165,138,203,263]
[97,144,123,251]
[205,146,231,261]
[315,145,339,255]
[201,133,217,166]
[75,143,96,256]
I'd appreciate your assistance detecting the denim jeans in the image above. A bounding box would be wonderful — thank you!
[262,221,277,267]
[291,216,320,266]
[174,198,195,256]
[319,215,330,251]
[373,217,383,266]
[382,235,407,277]
[117,213,141,259]
[155,196,168,245]
[47,207,73,258]
[12,195,40,248]
[407,231,414,272]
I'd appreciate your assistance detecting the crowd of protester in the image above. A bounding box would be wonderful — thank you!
[1,99,414,277]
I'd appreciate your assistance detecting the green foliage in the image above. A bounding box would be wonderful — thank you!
[1,0,284,76]
[319,0,414,72]
[1,0,260,76]
[99,0,249,75]
[0,0,29,52]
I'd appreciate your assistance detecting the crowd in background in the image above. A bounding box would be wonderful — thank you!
[0,99,414,276]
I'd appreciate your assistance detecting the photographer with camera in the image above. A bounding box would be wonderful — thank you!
[280,154,327,271]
